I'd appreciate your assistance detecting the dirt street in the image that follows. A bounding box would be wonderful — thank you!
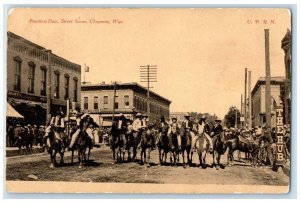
[6,146,289,185]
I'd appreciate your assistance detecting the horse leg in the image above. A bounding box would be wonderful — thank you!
[146,148,151,167]
[182,150,186,168]
[169,151,173,164]
[60,151,64,165]
[71,149,74,164]
[140,148,144,164]
[198,151,202,168]
[50,152,54,168]
[158,149,162,165]
[87,148,91,161]
[216,152,221,170]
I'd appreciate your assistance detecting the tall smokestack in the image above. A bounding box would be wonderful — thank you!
[265,29,271,128]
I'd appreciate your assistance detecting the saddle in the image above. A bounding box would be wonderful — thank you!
[238,135,251,145]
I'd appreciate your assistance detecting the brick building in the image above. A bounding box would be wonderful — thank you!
[81,82,171,126]
[7,32,81,125]
[251,76,285,128]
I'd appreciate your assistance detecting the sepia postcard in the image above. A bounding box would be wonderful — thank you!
[5,7,292,194]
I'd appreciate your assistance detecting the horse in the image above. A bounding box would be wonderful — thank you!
[226,131,262,167]
[156,123,171,165]
[179,130,193,168]
[140,128,156,167]
[76,130,93,168]
[194,133,210,169]
[44,126,65,168]
[212,131,227,170]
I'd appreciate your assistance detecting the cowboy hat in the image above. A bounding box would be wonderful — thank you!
[136,113,142,117]
[171,117,177,121]
[184,113,190,117]
[200,115,207,120]
[215,118,222,122]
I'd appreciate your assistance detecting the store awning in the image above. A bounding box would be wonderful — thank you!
[6,102,24,118]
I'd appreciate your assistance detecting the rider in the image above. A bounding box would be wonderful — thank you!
[117,114,128,146]
[194,115,213,153]
[179,113,193,147]
[157,115,169,146]
[261,125,275,166]
[168,117,180,151]
[44,111,67,152]
[69,111,82,149]
[132,113,143,147]
[210,118,223,145]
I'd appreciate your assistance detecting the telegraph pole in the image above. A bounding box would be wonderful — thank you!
[265,29,271,128]
[244,68,248,129]
[248,70,252,129]
[241,94,243,128]
[46,50,52,126]
[140,65,157,119]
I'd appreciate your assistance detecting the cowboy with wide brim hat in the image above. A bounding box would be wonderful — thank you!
[184,113,190,118]
[215,118,222,123]
[135,113,142,118]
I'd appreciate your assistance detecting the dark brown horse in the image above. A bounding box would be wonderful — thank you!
[140,128,156,167]
[212,131,227,170]
[226,131,263,167]
[44,126,65,168]
[180,131,192,168]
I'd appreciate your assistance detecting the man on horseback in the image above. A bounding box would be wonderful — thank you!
[210,118,223,145]
[168,117,180,151]
[194,115,213,153]
[44,111,67,152]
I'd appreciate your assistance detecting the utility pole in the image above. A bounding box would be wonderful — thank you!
[244,68,248,129]
[265,29,272,128]
[112,81,117,122]
[46,50,52,126]
[241,94,243,128]
[235,107,238,128]
[248,70,252,129]
[140,65,157,120]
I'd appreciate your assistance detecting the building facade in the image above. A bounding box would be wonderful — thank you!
[251,76,285,128]
[81,82,171,125]
[7,32,81,125]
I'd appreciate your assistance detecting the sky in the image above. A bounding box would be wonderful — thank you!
[7,8,291,118]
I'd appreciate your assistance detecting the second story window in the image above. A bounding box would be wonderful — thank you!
[124,95,129,108]
[73,77,78,102]
[103,96,108,109]
[84,97,88,110]
[64,74,69,100]
[54,71,60,98]
[28,62,35,93]
[94,96,99,110]
[114,96,119,109]
[40,67,47,96]
[13,57,22,91]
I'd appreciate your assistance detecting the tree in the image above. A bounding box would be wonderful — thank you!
[224,106,241,128]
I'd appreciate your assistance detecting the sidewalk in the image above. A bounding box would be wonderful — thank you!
[6,143,107,157]
[6,146,46,157]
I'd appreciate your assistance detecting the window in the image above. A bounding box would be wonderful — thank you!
[13,58,21,91]
[73,78,78,102]
[114,96,119,109]
[54,71,60,98]
[94,96,99,110]
[124,95,129,108]
[28,62,35,93]
[40,67,47,96]
[84,97,88,110]
[103,96,108,109]
[64,75,69,99]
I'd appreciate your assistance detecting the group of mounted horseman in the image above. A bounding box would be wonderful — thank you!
[42,111,290,170]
